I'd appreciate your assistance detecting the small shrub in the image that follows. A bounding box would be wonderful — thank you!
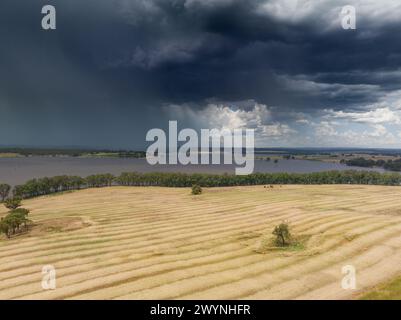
[191,185,202,195]
[9,208,30,217]
[4,197,22,210]
[272,223,292,247]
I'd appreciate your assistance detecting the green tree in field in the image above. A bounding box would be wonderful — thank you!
[191,184,202,195]
[4,197,22,210]
[10,208,30,219]
[9,208,30,230]
[273,223,292,247]
[0,184,11,202]
[0,208,31,238]
[0,219,11,238]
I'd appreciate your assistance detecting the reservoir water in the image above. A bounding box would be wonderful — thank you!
[0,157,386,186]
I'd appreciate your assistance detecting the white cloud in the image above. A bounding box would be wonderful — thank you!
[166,102,270,130]
[325,107,401,124]
[314,121,338,137]
[165,99,401,147]
[262,123,296,137]
[165,102,297,146]
[367,124,388,137]
[312,120,398,147]
[258,0,401,30]
[295,119,310,124]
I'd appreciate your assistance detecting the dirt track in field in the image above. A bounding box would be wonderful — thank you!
[1,185,401,300]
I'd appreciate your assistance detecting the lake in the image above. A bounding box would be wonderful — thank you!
[0,157,386,186]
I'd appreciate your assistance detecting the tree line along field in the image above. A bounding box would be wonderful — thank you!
[1,185,401,299]
[7,170,401,201]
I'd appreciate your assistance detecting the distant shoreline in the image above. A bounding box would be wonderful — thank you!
[0,148,146,159]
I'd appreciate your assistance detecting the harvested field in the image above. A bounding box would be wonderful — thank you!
[1,185,401,300]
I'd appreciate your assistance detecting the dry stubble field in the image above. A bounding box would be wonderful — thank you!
[1,185,401,300]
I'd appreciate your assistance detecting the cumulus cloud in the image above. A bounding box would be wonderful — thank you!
[166,102,271,130]
[261,123,296,137]
[314,121,338,137]
[296,119,310,124]
[325,107,401,124]
[165,101,297,145]
[311,119,400,147]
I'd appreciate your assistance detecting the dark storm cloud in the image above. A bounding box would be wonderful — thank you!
[1,0,401,147]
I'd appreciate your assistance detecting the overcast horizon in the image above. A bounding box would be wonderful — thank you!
[2,0,401,149]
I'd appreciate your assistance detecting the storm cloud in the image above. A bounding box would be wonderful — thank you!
[1,0,401,147]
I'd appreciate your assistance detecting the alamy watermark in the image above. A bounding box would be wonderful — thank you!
[341,5,356,30]
[341,264,356,290]
[41,265,56,290]
[145,121,255,175]
[41,5,56,30]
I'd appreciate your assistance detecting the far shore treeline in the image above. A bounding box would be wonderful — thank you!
[0,148,145,158]
[1,170,401,200]
[343,157,401,171]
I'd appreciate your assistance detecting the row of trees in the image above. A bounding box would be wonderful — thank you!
[383,160,401,171]
[341,157,380,168]
[342,157,401,171]
[10,174,116,199]
[12,176,86,199]
[0,198,31,238]
[116,171,401,187]
[86,174,114,188]
[1,170,400,200]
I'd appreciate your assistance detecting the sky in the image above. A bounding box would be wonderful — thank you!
[1,0,401,149]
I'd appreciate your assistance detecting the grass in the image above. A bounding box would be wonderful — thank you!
[43,190,76,198]
[1,185,401,299]
[361,276,401,300]
[80,152,121,158]
[255,234,308,253]
[0,153,22,158]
